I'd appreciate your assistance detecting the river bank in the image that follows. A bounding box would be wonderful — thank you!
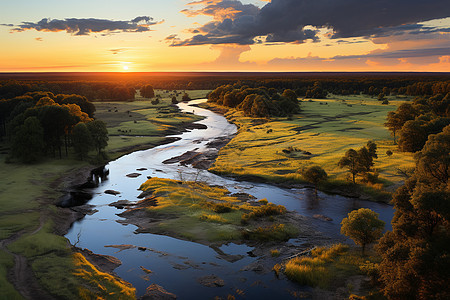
[63,99,394,299]
[199,101,409,203]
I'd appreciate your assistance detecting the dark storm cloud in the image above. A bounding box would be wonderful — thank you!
[172,0,450,46]
[9,16,161,35]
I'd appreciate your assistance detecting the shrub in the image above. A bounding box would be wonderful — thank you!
[241,203,286,224]
[271,249,280,257]
[204,202,235,213]
[242,223,297,241]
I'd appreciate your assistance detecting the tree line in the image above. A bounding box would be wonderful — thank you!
[207,84,301,118]
[0,91,107,163]
[2,73,448,104]
[385,93,450,152]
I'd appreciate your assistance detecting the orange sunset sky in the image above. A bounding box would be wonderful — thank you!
[1,0,450,72]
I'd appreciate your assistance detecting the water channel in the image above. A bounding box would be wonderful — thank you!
[65,99,394,299]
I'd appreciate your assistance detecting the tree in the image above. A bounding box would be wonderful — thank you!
[72,123,93,160]
[37,105,75,158]
[385,103,417,144]
[171,96,178,104]
[398,119,428,152]
[11,117,45,163]
[182,93,191,102]
[377,127,450,299]
[338,149,359,183]
[341,208,385,255]
[140,84,155,98]
[281,89,297,102]
[301,166,328,194]
[338,141,378,183]
[87,120,109,155]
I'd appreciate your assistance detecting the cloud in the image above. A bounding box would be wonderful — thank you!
[172,0,450,46]
[268,44,450,70]
[35,37,43,42]
[9,16,162,36]
[334,47,450,60]
[108,48,128,55]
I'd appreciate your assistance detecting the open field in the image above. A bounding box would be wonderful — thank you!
[208,94,415,199]
[95,90,208,158]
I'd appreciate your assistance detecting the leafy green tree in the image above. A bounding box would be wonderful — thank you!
[182,93,191,102]
[37,105,75,158]
[341,208,385,254]
[281,89,297,102]
[301,166,328,194]
[338,149,359,183]
[377,127,450,299]
[140,84,155,98]
[338,141,378,183]
[56,94,96,118]
[11,116,44,163]
[72,123,93,160]
[385,103,417,144]
[87,120,109,155]
[415,125,449,184]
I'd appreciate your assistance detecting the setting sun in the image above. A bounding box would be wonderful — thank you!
[123,65,129,71]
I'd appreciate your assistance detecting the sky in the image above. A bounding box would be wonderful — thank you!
[1,0,450,72]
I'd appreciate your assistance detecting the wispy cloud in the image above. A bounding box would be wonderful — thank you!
[8,16,163,36]
[108,48,128,55]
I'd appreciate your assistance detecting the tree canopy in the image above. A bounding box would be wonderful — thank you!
[341,208,385,254]
[301,165,328,193]
[338,141,378,183]
[377,126,450,299]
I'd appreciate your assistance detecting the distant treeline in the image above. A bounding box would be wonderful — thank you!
[1,73,449,102]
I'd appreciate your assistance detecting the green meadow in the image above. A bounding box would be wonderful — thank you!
[96,89,208,158]
[209,94,415,198]
[126,177,297,244]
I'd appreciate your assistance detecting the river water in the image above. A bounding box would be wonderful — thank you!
[65,99,394,299]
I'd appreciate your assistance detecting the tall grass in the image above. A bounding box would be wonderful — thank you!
[284,244,349,288]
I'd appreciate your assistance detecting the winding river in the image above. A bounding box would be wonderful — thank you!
[65,99,394,299]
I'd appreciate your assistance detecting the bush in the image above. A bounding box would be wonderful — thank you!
[204,202,235,213]
[242,223,297,241]
[241,203,286,224]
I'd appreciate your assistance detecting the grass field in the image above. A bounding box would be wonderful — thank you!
[95,90,208,158]
[128,177,297,243]
[280,243,381,297]
[209,94,415,196]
